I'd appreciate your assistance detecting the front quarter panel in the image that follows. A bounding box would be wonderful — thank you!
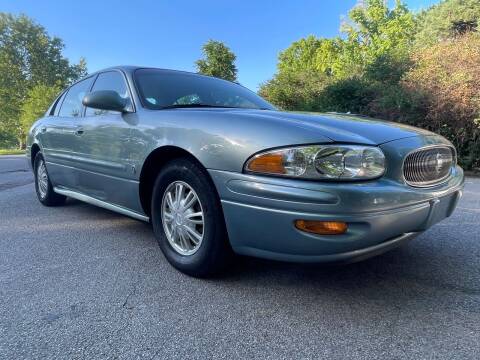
[129,109,334,176]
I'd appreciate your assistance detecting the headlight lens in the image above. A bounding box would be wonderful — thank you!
[245,145,385,180]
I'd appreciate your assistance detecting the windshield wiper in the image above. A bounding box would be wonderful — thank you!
[159,104,238,110]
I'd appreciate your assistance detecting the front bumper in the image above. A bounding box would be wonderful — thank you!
[208,164,464,263]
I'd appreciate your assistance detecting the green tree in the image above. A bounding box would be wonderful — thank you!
[414,0,480,47]
[0,13,87,148]
[260,0,416,109]
[195,40,237,81]
[340,0,416,78]
[271,0,416,82]
[20,84,61,141]
[277,36,344,77]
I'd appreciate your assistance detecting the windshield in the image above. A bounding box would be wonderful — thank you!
[134,69,275,110]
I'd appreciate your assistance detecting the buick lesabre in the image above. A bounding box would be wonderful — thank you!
[27,66,464,276]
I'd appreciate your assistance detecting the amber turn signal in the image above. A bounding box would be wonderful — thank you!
[247,153,285,174]
[294,220,347,235]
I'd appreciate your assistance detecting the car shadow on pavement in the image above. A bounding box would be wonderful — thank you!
[219,241,480,299]
[63,197,479,299]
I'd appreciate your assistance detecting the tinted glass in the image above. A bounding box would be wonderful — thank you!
[48,91,65,116]
[134,69,275,110]
[58,77,94,117]
[86,71,131,116]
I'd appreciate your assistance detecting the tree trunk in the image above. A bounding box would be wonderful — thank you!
[18,138,26,150]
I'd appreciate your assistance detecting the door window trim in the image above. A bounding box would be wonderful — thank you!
[47,90,66,116]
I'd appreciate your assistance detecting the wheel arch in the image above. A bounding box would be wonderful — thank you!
[30,143,41,168]
[138,145,215,217]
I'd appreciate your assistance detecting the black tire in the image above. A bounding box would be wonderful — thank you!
[34,153,66,206]
[151,158,232,277]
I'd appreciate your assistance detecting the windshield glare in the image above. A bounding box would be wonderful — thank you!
[134,69,275,110]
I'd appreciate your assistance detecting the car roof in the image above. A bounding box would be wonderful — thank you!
[89,65,203,77]
[70,66,242,92]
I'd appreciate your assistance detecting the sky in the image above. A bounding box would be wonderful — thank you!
[1,0,439,90]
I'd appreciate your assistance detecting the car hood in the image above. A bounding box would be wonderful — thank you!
[224,109,434,145]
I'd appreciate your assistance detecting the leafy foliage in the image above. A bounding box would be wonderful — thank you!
[195,40,237,82]
[20,84,61,141]
[414,0,480,47]
[402,32,480,169]
[0,13,87,148]
[259,70,329,111]
[342,0,416,70]
[261,0,417,105]
[277,36,342,76]
[320,78,376,114]
[273,0,415,80]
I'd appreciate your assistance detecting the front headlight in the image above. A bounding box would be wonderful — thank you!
[244,145,385,180]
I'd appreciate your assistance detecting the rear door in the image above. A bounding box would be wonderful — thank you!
[36,90,66,153]
[74,70,140,211]
[42,77,95,190]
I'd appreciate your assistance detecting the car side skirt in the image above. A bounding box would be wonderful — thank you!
[53,186,150,222]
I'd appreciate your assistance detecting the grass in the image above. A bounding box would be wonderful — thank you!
[0,149,25,155]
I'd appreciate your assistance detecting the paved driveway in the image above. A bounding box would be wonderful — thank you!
[0,155,479,359]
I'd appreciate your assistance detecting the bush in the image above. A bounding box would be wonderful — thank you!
[319,78,375,114]
[259,72,377,115]
[258,71,328,112]
[402,32,480,169]
[0,130,17,149]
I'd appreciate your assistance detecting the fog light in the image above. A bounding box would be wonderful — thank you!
[294,220,347,235]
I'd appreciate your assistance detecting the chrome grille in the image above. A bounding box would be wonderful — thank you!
[403,146,454,187]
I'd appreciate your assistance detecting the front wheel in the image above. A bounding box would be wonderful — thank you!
[151,158,232,277]
[34,153,66,206]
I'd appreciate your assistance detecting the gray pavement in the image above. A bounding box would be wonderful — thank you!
[0,155,479,359]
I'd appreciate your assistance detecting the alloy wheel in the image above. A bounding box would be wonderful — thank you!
[161,181,205,255]
[37,160,48,199]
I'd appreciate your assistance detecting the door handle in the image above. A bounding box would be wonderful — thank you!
[75,127,84,136]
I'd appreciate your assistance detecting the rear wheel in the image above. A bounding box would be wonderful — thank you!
[34,153,66,206]
[151,158,232,277]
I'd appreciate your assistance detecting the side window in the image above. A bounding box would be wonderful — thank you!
[58,77,94,117]
[85,71,132,116]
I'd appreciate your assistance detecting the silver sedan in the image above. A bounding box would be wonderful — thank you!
[26,66,464,277]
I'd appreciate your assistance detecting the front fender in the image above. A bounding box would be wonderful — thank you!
[128,109,334,175]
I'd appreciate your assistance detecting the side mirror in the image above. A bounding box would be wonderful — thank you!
[82,90,131,113]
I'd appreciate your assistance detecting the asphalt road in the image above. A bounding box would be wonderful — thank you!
[0,155,479,359]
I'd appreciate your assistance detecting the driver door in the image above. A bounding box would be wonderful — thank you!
[73,70,139,211]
